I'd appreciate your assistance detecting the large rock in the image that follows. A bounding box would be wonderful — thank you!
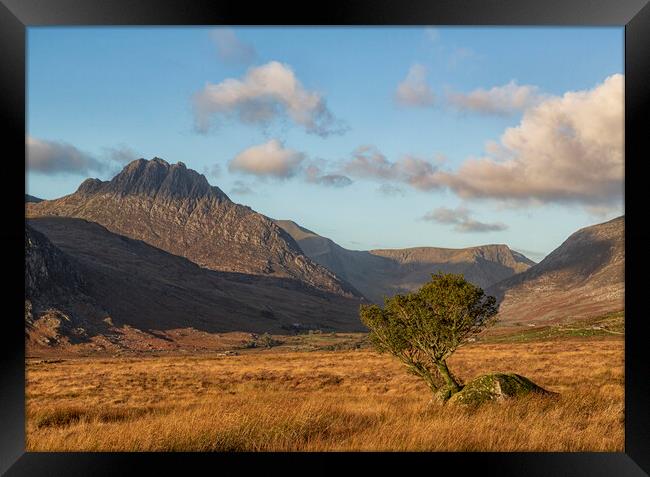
[448,373,554,406]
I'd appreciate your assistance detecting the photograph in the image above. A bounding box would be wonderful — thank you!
[24,25,625,452]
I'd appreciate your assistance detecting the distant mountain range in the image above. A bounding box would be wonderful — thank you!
[25,158,625,352]
[274,219,535,303]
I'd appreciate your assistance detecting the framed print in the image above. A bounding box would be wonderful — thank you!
[2,0,649,475]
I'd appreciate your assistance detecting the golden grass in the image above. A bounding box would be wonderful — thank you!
[26,336,624,451]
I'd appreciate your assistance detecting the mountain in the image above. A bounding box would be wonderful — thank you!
[26,158,359,298]
[274,219,535,303]
[25,223,110,350]
[487,216,624,326]
[25,194,43,203]
[26,217,365,353]
[26,224,82,300]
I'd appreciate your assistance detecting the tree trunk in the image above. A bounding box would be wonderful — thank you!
[407,362,439,393]
[436,360,461,395]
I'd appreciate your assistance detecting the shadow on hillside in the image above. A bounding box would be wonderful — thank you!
[27,217,367,337]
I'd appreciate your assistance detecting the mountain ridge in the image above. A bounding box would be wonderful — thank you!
[274,219,535,303]
[486,215,624,326]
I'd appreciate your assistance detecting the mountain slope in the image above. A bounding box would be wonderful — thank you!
[25,194,43,203]
[275,219,535,303]
[26,217,365,351]
[26,158,359,298]
[25,223,110,350]
[487,216,624,326]
[26,224,83,301]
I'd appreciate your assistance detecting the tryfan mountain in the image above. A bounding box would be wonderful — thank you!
[27,158,358,298]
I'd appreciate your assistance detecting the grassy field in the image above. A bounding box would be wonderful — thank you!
[26,325,624,452]
[483,311,625,343]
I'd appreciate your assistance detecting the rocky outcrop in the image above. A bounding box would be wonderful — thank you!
[448,373,554,406]
[275,219,535,303]
[25,224,107,348]
[25,224,83,300]
[26,158,360,298]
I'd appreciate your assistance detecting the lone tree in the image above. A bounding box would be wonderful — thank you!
[360,272,498,402]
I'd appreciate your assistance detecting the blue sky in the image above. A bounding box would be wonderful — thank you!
[27,27,624,260]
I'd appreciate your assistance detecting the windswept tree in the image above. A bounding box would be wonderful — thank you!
[360,272,498,401]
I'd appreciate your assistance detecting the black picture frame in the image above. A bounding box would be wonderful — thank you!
[2,0,649,475]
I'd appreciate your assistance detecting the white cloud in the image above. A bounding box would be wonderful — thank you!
[27,137,144,177]
[342,145,392,179]
[395,64,435,107]
[446,80,542,115]
[229,139,305,179]
[339,74,623,210]
[229,142,352,186]
[422,206,508,233]
[210,28,256,65]
[342,146,442,191]
[27,136,105,175]
[304,164,352,188]
[192,61,346,136]
[438,74,624,206]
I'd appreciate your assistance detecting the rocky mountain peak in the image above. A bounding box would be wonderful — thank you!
[471,244,536,269]
[77,178,106,195]
[76,158,230,203]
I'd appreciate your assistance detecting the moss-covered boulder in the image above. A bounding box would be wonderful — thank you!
[448,373,554,406]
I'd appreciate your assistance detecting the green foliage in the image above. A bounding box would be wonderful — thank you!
[241,332,281,349]
[259,333,280,349]
[359,272,498,399]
